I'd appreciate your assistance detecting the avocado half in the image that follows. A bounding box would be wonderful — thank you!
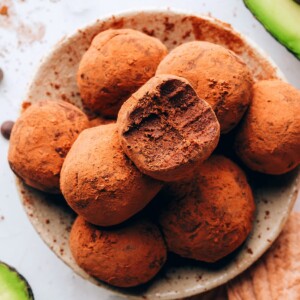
[244,0,300,59]
[0,262,33,300]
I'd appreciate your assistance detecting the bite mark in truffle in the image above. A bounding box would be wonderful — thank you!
[117,74,220,182]
[156,41,253,133]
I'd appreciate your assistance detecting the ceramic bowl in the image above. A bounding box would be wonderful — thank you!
[16,11,300,300]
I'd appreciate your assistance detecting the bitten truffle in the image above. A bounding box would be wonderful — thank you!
[8,100,89,193]
[77,29,168,117]
[70,217,167,287]
[60,124,162,226]
[117,74,220,182]
[158,155,255,263]
[156,41,253,133]
[235,80,300,175]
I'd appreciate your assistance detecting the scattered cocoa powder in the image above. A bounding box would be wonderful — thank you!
[228,213,300,300]
[21,101,31,111]
[0,5,8,16]
[247,248,253,255]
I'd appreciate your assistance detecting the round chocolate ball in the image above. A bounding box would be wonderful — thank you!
[70,217,167,287]
[235,80,300,174]
[8,100,89,193]
[158,155,255,263]
[77,29,167,117]
[156,41,253,133]
[60,123,162,226]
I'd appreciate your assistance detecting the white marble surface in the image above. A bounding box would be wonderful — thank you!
[0,0,299,299]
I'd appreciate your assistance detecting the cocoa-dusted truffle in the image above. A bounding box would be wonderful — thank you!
[235,80,300,175]
[77,29,168,117]
[70,217,167,287]
[8,100,89,193]
[88,116,115,128]
[60,124,162,226]
[117,74,220,182]
[156,41,253,133]
[158,155,255,263]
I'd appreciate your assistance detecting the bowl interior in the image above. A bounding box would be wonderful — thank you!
[18,11,299,300]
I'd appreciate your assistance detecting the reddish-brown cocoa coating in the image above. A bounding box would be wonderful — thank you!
[8,100,89,193]
[60,124,162,226]
[156,41,253,133]
[117,74,220,182]
[235,80,300,175]
[88,116,115,128]
[69,217,167,287]
[158,155,255,263]
[77,29,168,117]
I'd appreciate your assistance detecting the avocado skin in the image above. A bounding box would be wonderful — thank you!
[244,0,300,59]
[0,262,34,300]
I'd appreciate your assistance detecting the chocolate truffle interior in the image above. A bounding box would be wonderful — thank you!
[122,78,218,172]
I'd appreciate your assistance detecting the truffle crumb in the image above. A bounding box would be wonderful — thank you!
[247,248,253,255]
[0,5,8,16]
[22,102,32,110]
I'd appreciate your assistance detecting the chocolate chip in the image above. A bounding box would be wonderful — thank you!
[1,121,14,140]
[0,68,3,82]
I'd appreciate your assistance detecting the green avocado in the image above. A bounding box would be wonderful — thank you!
[0,262,33,300]
[244,0,300,59]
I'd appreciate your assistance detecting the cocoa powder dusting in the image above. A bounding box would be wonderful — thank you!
[156,41,253,133]
[8,100,89,193]
[60,124,162,226]
[158,155,255,263]
[247,248,253,255]
[69,217,167,287]
[235,80,300,174]
[77,28,167,117]
[142,27,155,36]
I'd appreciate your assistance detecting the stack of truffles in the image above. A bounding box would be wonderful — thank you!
[8,28,300,288]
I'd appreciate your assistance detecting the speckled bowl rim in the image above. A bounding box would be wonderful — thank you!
[16,9,299,300]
